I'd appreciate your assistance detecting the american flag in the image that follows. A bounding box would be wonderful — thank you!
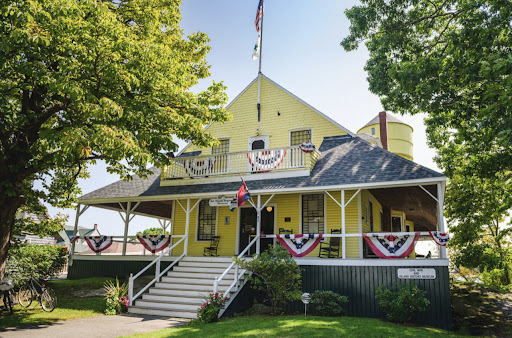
[254,0,264,32]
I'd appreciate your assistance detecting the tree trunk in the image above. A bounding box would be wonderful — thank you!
[0,197,23,280]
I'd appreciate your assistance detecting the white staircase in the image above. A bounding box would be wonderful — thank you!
[128,256,245,319]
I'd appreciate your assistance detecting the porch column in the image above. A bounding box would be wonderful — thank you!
[122,202,131,255]
[256,195,261,254]
[184,199,191,256]
[437,182,447,259]
[341,190,346,259]
[71,204,89,257]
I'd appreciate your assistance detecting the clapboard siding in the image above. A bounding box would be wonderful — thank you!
[67,259,173,279]
[290,265,451,329]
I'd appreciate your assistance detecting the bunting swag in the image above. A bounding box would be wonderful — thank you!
[84,236,114,253]
[299,142,315,153]
[69,236,79,243]
[247,149,286,171]
[183,157,216,177]
[362,233,420,259]
[137,235,171,253]
[429,232,450,246]
[276,234,323,257]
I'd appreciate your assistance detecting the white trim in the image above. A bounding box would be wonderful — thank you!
[358,192,363,258]
[248,135,270,150]
[261,74,355,137]
[195,200,218,242]
[294,258,449,267]
[80,177,447,204]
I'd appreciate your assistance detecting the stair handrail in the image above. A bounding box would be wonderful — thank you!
[213,235,258,294]
[128,235,186,306]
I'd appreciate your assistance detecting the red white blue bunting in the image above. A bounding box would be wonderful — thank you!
[363,233,420,259]
[429,232,450,246]
[183,157,216,177]
[137,235,171,253]
[69,236,79,243]
[84,236,114,253]
[299,142,315,153]
[276,234,323,257]
[247,149,286,171]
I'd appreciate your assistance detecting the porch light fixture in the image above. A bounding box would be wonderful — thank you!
[266,206,273,212]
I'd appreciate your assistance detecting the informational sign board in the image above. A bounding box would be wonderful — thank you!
[397,268,436,279]
[209,197,234,207]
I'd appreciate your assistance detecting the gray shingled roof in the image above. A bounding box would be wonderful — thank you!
[79,135,444,203]
[361,112,410,129]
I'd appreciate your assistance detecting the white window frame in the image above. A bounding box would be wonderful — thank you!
[289,128,313,146]
[195,200,218,242]
[299,193,326,234]
[211,138,231,155]
[248,135,269,150]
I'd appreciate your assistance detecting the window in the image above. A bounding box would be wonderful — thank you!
[197,200,217,240]
[369,201,374,232]
[212,139,229,154]
[371,127,376,135]
[302,194,324,233]
[290,129,312,146]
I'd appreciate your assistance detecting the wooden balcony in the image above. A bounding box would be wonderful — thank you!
[161,146,320,181]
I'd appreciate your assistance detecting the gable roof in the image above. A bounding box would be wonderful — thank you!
[361,112,411,129]
[79,135,444,205]
[179,73,355,155]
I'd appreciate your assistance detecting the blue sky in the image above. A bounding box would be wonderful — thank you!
[48,0,439,235]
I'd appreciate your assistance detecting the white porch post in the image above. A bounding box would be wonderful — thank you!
[256,195,261,254]
[437,182,447,259]
[341,190,346,259]
[184,199,191,256]
[122,202,131,256]
[71,204,81,257]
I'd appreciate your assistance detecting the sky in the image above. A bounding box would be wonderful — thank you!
[47,0,440,235]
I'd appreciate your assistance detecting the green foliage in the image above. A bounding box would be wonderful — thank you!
[481,268,512,291]
[104,278,128,315]
[197,292,228,323]
[235,244,302,314]
[6,244,67,283]
[136,227,170,237]
[310,290,348,316]
[376,283,430,323]
[0,0,229,275]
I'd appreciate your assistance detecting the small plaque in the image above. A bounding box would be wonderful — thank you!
[397,268,436,279]
[224,216,230,225]
[244,225,252,231]
[284,217,291,222]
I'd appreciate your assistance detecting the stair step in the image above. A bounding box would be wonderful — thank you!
[179,261,233,268]
[167,271,237,279]
[148,289,215,298]
[181,256,234,263]
[161,277,233,286]
[154,282,228,292]
[142,294,205,304]
[134,300,199,312]
[173,266,231,274]
[128,306,197,319]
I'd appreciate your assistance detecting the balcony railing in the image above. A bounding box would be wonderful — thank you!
[162,145,319,179]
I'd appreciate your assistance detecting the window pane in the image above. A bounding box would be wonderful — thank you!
[302,194,324,234]
[212,139,230,154]
[198,200,217,240]
[291,130,312,146]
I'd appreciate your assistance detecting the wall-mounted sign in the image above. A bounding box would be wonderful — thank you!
[284,217,291,222]
[209,197,235,207]
[397,268,436,280]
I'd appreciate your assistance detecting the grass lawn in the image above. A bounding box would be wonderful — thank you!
[124,315,459,338]
[0,277,113,328]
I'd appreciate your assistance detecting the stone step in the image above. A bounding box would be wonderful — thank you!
[134,299,199,312]
[128,306,196,319]
[173,266,230,274]
[161,276,233,286]
[142,294,205,304]
[178,261,233,268]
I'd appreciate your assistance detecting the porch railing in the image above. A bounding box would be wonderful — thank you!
[214,235,259,316]
[162,146,318,179]
[128,235,186,307]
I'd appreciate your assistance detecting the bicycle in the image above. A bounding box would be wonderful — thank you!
[18,276,57,312]
[0,278,15,314]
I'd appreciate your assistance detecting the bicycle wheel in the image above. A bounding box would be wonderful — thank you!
[40,288,57,312]
[18,284,33,307]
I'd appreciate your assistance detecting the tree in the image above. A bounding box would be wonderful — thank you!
[341,0,512,282]
[341,0,512,176]
[0,0,229,278]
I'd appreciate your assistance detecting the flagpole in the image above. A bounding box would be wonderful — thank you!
[257,0,264,122]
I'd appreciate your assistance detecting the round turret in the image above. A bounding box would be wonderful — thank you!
[358,111,413,161]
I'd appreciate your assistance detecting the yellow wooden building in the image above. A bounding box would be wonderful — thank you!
[70,74,451,328]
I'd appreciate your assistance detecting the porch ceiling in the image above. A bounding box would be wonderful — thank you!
[369,185,438,231]
[90,200,173,219]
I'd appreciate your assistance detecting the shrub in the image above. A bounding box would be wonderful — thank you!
[481,268,510,290]
[104,278,128,315]
[235,244,302,314]
[310,290,348,316]
[6,244,67,283]
[376,283,430,323]
[197,292,228,323]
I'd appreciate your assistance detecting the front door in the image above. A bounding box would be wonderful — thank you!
[239,206,275,255]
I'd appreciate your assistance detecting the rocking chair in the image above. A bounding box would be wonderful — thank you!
[318,229,341,258]
[203,236,220,257]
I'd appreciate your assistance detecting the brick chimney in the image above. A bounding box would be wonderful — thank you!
[94,224,98,230]
[379,111,388,150]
